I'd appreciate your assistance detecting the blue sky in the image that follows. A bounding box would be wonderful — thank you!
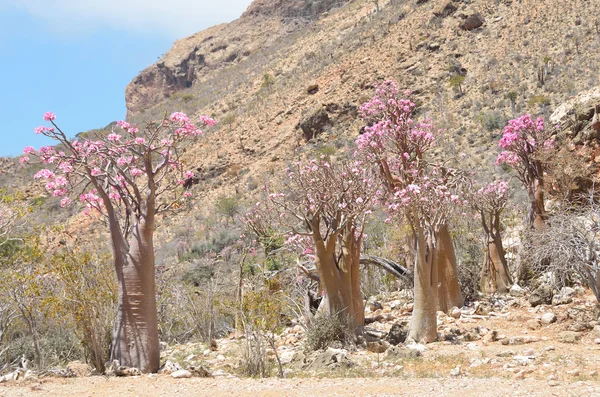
[0,0,253,157]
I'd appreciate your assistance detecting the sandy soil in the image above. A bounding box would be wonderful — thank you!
[2,376,600,397]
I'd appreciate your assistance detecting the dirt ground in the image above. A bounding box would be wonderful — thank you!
[2,376,600,397]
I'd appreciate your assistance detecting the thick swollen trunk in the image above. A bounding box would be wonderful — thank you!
[110,218,160,373]
[480,235,512,294]
[408,226,439,344]
[437,225,463,312]
[531,178,546,230]
[313,230,363,331]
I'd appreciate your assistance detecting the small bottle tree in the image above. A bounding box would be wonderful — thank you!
[472,180,513,293]
[496,114,553,230]
[23,111,214,372]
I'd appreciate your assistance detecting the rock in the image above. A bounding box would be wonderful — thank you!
[307,84,319,94]
[367,340,389,353]
[561,287,576,296]
[385,345,422,359]
[483,330,499,343]
[510,284,525,297]
[171,369,193,379]
[279,350,296,365]
[450,365,461,377]
[189,365,212,377]
[407,343,427,353]
[159,360,183,375]
[514,370,526,379]
[529,284,554,307]
[548,380,560,387]
[367,296,383,312]
[297,107,331,141]
[450,307,462,319]
[558,331,582,343]
[66,361,92,377]
[433,1,457,18]
[427,42,441,51]
[460,13,484,31]
[541,312,557,325]
[526,319,542,330]
[552,294,573,306]
[308,348,353,370]
[502,335,540,345]
[159,341,169,351]
[386,322,408,345]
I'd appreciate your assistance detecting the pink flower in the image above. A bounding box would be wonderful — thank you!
[23,146,35,154]
[130,168,143,177]
[43,112,56,121]
[134,137,146,145]
[128,127,139,134]
[107,133,121,142]
[170,112,190,123]
[199,115,216,126]
[19,156,29,164]
[116,120,131,130]
[183,192,192,198]
[91,168,102,176]
[60,197,71,208]
[34,126,45,134]
[184,171,195,179]
[34,169,55,180]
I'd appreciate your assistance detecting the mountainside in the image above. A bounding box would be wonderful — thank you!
[123,0,600,205]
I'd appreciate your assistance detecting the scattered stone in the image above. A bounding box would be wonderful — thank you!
[552,294,573,306]
[385,345,422,359]
[548,380,560,387]
[594,338,600,344]
[171,369,193,379]
[501,335,540,345]
[483,330,499,344]
[558,331,582,343]
[460,13,484,30]
[543,346,555,352]
[407,343,427,353]
[541,312,557,325]
[433,1,457,18]
[450,365,461,377]
[66,361,92,377]
[159,341,169,351]
[367,340,389,354]
[450,307,462,319]
[297,106,331,141]
[159,360,182,375]
[367,296,383,312]
[306,84,319,94]
[529,284,554,307]
[510,284,525,297]
[386,322,408,345]
[526,319,542,330]
[569,321,592,332]
[188,365,212,377]
[567,369,580,376]
[514,370,526,379]
[308,348,354,370]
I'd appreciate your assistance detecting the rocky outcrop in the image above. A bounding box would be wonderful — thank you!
[242,0,349,20]
[125,0,349,118]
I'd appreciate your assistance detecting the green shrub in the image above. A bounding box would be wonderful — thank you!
[475,111,507,132]
[305,315,351,351]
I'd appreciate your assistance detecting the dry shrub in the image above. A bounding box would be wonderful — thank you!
[304,314,352,352]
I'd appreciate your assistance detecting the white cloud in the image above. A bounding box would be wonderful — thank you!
[4,0,254,38]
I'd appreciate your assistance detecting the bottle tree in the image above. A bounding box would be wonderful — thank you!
[356,80,464,342]
[23,111,214,372]
[472,180,513,293]
[246,158,376,331]
[496,114,553,230]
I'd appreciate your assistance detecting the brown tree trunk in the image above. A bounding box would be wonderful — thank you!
[408,226,439,343]
[312,222,364,331]
[480,235,513,293]
[110,217,160,373]
[437,225,463,311]
[531,178,546,230]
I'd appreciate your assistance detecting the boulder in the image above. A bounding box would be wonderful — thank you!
[171,369,193,379]
[541,312,557,325]
[558,331,582,343]
[460,13,484,30]
[384,345,421,359]
[367,340,389,353]
[529,284,554,307]
[367,296,383,312]
[307,84,319,94]
[386,322,409,345]
[66,361,92,377]
[297,107,331,141]
[526,319,542,330]
[433,1,457,18]
[159,360,183,375]
[510,284,525,297]
[308,348,353,370]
